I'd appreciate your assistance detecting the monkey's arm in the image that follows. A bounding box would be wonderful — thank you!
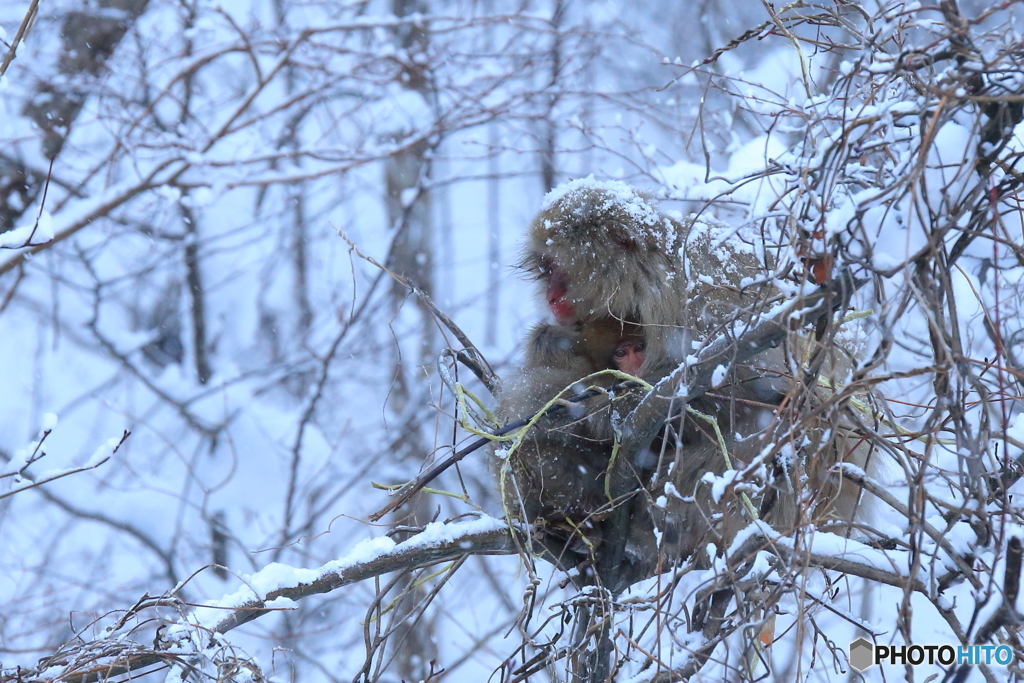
[619,268,866,456]
[368,374,642,523]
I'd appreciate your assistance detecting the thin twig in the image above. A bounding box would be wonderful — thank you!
[0,0,39,78]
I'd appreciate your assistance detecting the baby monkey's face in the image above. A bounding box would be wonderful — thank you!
[612,338,646,375]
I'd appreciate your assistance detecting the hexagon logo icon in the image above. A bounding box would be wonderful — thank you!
[849,638,875,671]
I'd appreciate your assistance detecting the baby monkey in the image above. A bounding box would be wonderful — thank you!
[496,319,647,558]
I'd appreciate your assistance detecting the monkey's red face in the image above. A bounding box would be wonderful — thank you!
[545,264,576,324]
[612,339,646,375]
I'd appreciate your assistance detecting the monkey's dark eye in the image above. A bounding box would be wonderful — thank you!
[634,342,646,353]
[614,348,627,358]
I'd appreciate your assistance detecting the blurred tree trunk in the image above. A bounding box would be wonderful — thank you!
[178,3,211,385]
[180,200,211,384]
[273,0,313,341]
[383,1,440,679]
[385,0,435,368]
[539,0,565,193]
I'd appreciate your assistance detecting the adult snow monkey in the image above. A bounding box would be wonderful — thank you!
[496,179,871,580]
